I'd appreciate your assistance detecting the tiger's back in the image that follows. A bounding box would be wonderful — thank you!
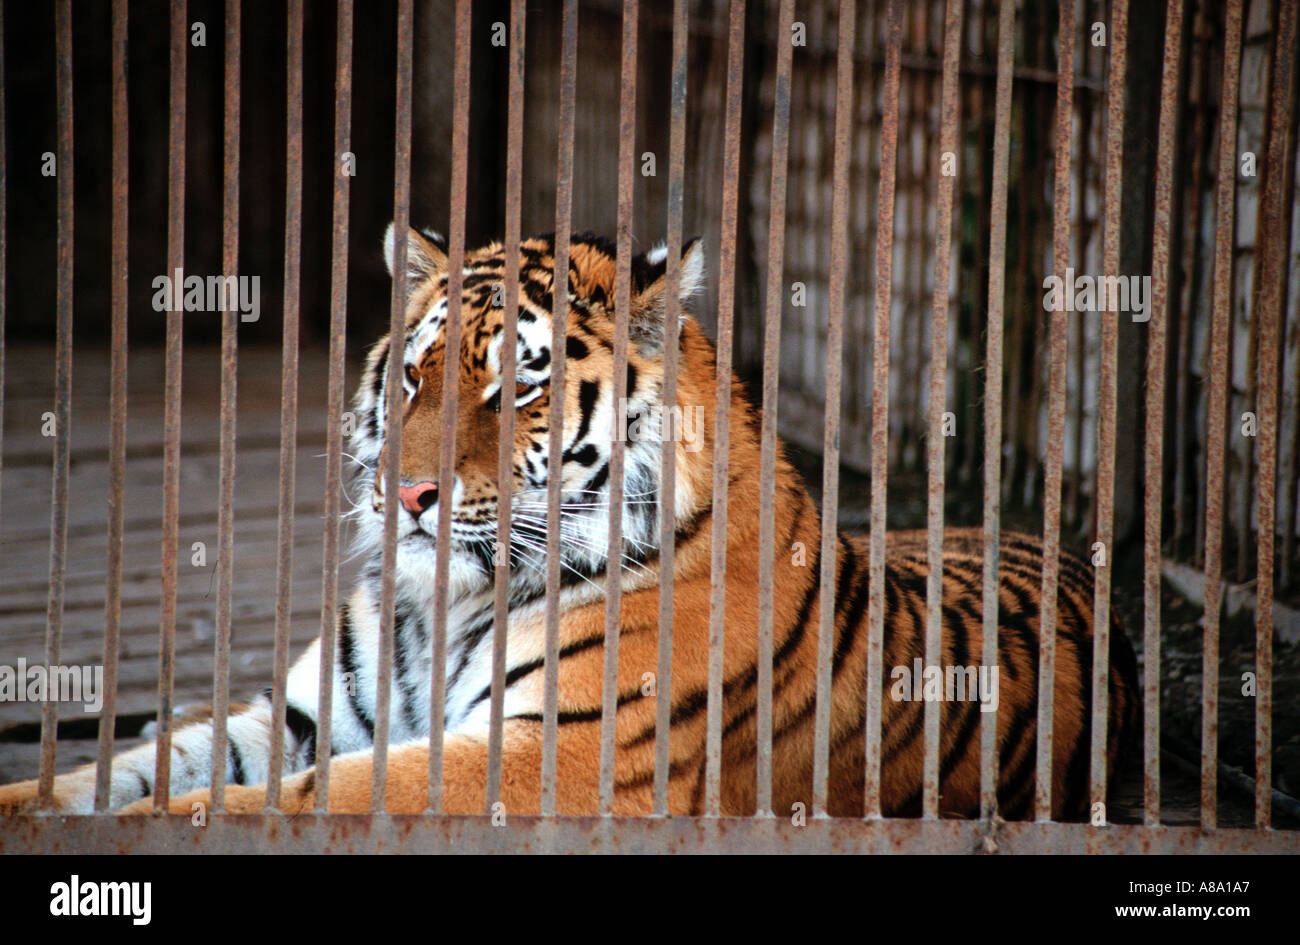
[739,526,1142,819]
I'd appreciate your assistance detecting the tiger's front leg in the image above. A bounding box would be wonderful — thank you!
[0,703,282,816]
[0,638,328,816]
[130,720,606,815]
[309,721,600,814]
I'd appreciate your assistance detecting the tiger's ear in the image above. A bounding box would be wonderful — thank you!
[629,237,705,355]
[383,224,448,293]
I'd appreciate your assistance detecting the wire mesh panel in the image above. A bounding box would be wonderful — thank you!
[1,0,1299,854]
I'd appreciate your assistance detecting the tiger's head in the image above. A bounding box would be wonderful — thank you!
[349,226,715,607]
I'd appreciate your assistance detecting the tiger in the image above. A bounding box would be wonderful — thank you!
[0,226,1140,819]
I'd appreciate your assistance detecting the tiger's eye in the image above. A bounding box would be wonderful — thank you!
[515,380,532,398]
[406,364,421,387]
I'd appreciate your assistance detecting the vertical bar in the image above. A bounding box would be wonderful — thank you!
[266,0,304,812]
[1144,0,1186,828]
[1201,0,1243,831]
[652,0,688,817]
[39,0,75,810]
[374,0,414,812]
[428,0,471,813]
[754,0,795,819]
[705,0,745,817]
[812,0,855,817]
[599,0,638,818]
[209,0,240,815]
[921,0,962,823]
[1237,316,1257,583]
[1068,39,1092,535]
[1035,0,1073,822]
[1023,20,1050,512]
[1281,87,1300,590]
[316,0,353,812]
[1091,0,1127,823]
[864,0,903,820]
[1175,2,1211,556]
[543,0,578,817]
[981,0,1015,822]
[1250,0,1296,829]
[487,0,526,811]
[0,0,5,545]
[95,0,130,813]
[153,0,186,813]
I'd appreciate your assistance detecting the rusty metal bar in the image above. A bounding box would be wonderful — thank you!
[315,0,352,813]
[653,0,688,817]
[1176,2,1211,556]
[865,0,903,820]
[1035,0,1072,823]
[1004,70,1031,509]
[95,0,129,813]
[980,0,1014,824]
[921,0,962,823]
[1281,44,1300,591]
[1090,0,1126,827]
[1023,21,1050,511]
[1067,30,1092,536]
[812,0,855,817]
[426,0,473,811]
[266,0,304,813]
[600,0,639,817]
[487,0,526,811]
[755,0,795,817]
[3,814,1298,856]
[1250,0,1297,829]
[428,0,471,814]
[209,0,240,815]
[39,0,75,811]
[373,0,414,812]
[1201,0,1243,831]
[705,0,745,817]
[1144,0,1186,828]
[542,0,577,819]
[0,0,5,547]
[152,0,186,813]
[1238,319,1257,583]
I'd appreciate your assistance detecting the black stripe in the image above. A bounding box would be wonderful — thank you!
[627,541,825,751]
[564,380,601,457]
[1001,671,1040,818]
[285,702,318,764]
[937,607,982,786]
[229,738,247,786]
[614,752,700,791]
[1060,628,1093,818]
[369,347,388,439]
[447,612,494,695]
[691,757,707,814]
[391,601,423,734]
[337,603,375,740]
[466,632,608,713]
[674,504,711,545]
[1000,719,1039,819]
[508,687,641,725]
[832,540,869,676]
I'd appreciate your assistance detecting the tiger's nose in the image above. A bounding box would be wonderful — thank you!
[398,481,438,517]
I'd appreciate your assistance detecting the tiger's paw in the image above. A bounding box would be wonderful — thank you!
[0,779,45,816]
[119,782,312,816]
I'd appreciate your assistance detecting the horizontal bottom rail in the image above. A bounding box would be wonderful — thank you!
[3,814,1296,854]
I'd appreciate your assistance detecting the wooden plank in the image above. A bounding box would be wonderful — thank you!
[0,346,361,775]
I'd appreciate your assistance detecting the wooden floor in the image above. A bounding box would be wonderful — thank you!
[0,343,360,782]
